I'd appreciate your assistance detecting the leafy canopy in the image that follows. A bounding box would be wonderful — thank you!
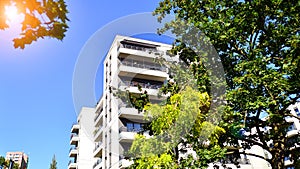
[154,0,300,168]
[0,0,69,49]
[128,85,226,168]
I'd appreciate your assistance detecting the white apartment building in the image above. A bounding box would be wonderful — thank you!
[5,151,28,169]
[92,35,172,169]
[69,107,95,169]
[284,102,300,169]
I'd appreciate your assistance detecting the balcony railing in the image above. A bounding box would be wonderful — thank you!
[94,127,103,141]
[119,59,167,72]
[120,43,164,55]
[69,147,78,152]
[71,123,80,134]
[94,109,103,122]
[93,158,102,168]
[94,141,102,152]
[70,133,78,140]
[68,160,76,165]
[119,80,163,90]
[119,126,143,133]
[219,156,251,165]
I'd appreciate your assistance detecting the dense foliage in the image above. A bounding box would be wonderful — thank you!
[152,0,300,168]
[128,86,226,169]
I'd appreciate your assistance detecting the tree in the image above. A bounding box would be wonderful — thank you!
[154,0,300,169]
[0,156,6,169]
[12,163,19,169]
[128,86,226,169]
[125,59,227,168]
[0,0,69,49]
[49,155,57,169]
[0,156,19,169]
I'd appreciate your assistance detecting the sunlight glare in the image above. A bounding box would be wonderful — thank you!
[5,4,19,22]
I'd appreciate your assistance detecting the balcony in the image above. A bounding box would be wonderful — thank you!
[93,158,102,169]
[119,42,165,59]
[119,62,168,80]
[120,58,166,71]
[94,126,103,142]
[68,160,77,169]
[119,131,136,142]
[287,130,299,138]
[94,110,104,127]
[118,106,144,120]
[118,80,163,96]
[70,133,79,145]
[71,123,80,133]
[285,116,294,123]
[119,126,144,143]
[69,147,78,158]
[94,141,103,157]
[287,123,298,138]
[119,79,163,89]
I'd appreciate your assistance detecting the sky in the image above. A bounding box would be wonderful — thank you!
[0,1,165,168]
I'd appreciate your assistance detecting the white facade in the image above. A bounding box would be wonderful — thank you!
[69,107,95,169]
[284,102,300,168]
[91,35,172,169]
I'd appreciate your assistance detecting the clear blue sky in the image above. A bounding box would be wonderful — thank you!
[0,1,163,168]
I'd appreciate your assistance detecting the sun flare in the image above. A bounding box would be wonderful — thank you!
[5,5,19,22]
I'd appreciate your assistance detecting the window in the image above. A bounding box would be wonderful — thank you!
[127,123,133,131]
[288,123,296,132]
[286,166,295,169]
[126,122,143,132]
[294,108,300,116]
[284,156,291,161]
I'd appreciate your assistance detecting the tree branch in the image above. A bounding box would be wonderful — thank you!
[239,152,271,163]
[233,41,249,60]
[255,108,269,150]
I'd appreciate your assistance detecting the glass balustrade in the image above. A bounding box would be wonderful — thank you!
[119,58,167,72]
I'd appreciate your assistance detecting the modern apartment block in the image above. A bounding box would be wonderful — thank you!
[69,107,95,169]
[5,151,28,169]
[92,35,172,169]
[284,102,300,168]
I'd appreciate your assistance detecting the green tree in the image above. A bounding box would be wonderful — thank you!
[0,156,6,169]
[154,0,300,169]
[49,155,57,169]
[12,163,18,169]
[0,156,19,169]
[0,0,69,49]
[128,78,226,168]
